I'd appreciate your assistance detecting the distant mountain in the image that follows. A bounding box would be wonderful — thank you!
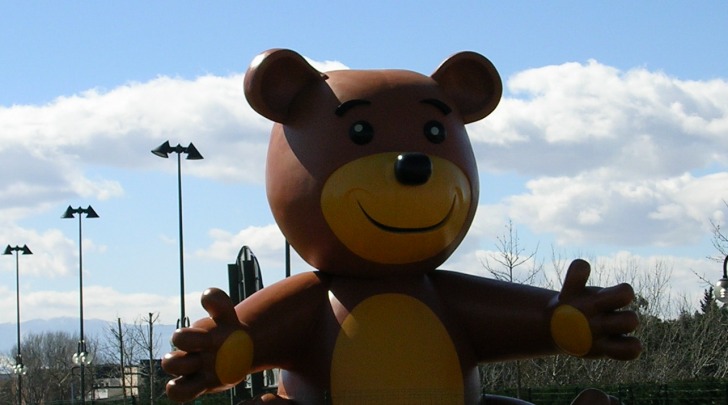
[0,318,178,359]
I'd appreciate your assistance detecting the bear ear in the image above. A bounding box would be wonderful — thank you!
[244,49,326,123]
[431,52,503,124]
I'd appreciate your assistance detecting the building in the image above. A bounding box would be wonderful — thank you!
[93,364,139,401]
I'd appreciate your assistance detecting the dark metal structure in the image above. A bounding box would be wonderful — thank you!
[715,255,728,304]
[62,205,99,405]
[151,141,203,328]
[4,244,31,405]
[227,246,267,403]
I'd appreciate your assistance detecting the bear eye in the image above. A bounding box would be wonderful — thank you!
[424,120,446,144]
[349,120,374,145]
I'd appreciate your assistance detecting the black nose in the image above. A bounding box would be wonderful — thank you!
[395,153,432,185]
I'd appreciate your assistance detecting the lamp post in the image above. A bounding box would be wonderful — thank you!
[4,244,31,405]
[62,205,99,405]
[151,141,203,328]
[715,255,728,305]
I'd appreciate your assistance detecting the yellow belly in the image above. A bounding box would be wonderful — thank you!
[331,294,464,404]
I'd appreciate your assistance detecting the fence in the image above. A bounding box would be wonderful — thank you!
[492,380,728,404]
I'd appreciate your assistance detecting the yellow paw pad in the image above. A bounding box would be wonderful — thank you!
[216,330,254,385]
[551,305,592,356]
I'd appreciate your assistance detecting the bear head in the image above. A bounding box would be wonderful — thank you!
[244,49,501,277]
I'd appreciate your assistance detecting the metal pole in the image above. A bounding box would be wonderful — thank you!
[152,142,201,330]
[78,214,86,405]
[148,312,154,405]
[118,318,127,404]
[177,152,186,327]
[285,241,291,278]
[15,251,20,361]
[15,251,22,405]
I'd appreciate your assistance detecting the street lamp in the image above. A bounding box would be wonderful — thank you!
[62,205,99,405]
[151,141,203,328]
[715,255,728,305]
[4,244,31,405]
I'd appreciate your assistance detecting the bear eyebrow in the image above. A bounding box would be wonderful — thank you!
[421,98,452,115]
[335,99,371,117]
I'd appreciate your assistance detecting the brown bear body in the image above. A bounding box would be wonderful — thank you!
[234,270,559,403]
[162,49,641,405]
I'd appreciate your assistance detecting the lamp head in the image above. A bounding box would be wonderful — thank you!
[62,206,76,219]
[716,277,728,304]
[185,143,204,160]
[151,140,172,158]
[72,350,94,365]
[3,245,32,255]
[62,205,99,219]
[85,206,99,218]
[13,359,26,375]
[714,255,728,304]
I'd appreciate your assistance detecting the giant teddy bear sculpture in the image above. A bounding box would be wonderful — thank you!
[162,49,641,405]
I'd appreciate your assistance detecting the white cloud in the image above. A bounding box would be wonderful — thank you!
[196,224,285,262]
[496,171,728,247]
[465,60,728,248]
[307,59,349,73]
[195,224,315,286]
[469,60,728,177]
[0,226,75,278]
[0,73,272,225]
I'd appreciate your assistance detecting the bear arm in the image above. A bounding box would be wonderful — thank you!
[432,270,559,361]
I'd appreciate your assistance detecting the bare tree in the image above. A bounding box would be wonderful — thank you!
[481,219,543,284]
[99,318,140,402]
[0,356,15,403]
[480,219,544,399]
[7,331,97,404]
[709,200,728,260]
[130,312,164,405]
[99,313,165,404]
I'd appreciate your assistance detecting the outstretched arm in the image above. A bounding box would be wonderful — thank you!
[162,272,329,403]
[435,259,641,362]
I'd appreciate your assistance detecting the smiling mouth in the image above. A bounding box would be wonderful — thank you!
[357,198,456,234]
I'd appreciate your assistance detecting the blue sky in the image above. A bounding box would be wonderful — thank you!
[1,2,727,330]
